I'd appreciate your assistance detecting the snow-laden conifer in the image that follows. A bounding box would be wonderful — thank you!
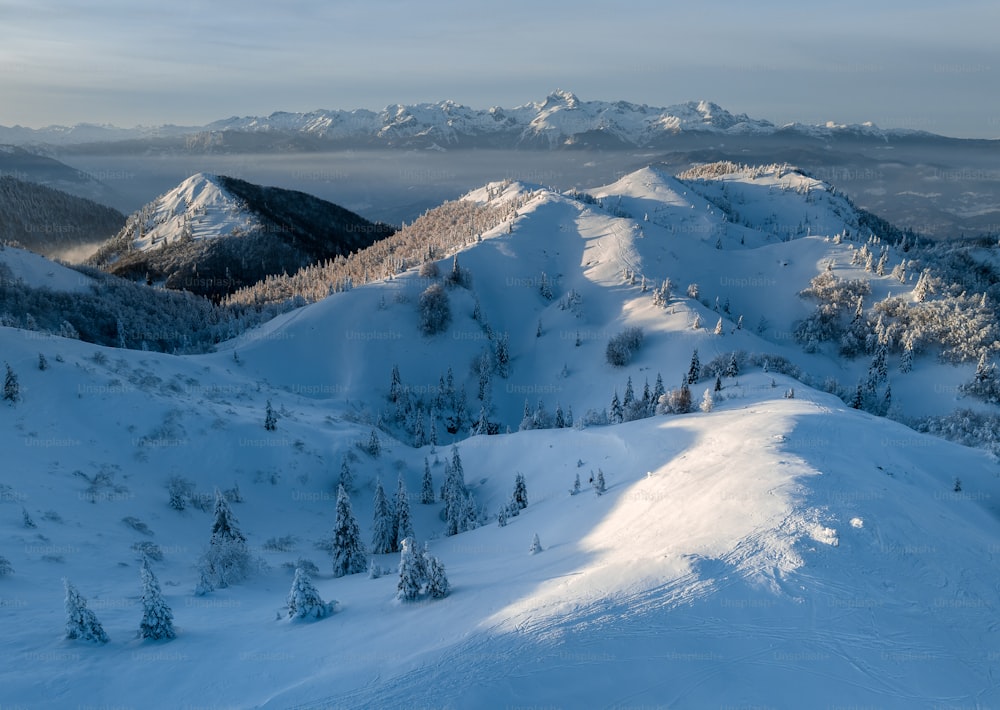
[370,479,395,555]
[331,484,367,577]
[64,579,109,644]
[138,557,175,640]
[287,566,335,620]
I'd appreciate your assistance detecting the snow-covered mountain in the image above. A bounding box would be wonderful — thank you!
[90,172,394,299]
[0,91,936,151]
[2,163,999,708]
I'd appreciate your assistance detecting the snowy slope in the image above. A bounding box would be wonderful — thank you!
[119,172,262,252]
[2,165,999,709]
[0,244,96,292]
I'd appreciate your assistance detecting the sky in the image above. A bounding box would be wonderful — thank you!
[1,0,997,138]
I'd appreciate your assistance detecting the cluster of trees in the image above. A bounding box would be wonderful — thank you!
[606,326,644,367]
[64,556,174,644]
[0,176,124,255]
[387,364,469,445]
[225,189,533,308]
[0,260,281,353]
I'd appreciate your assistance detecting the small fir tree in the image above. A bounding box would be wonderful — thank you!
[264,399,277,431]
[529,533,543,555]
[287,566,335,620]
[593,469,607,495]
[512,473,528,510]
[700,388,714,413]
[424,551,450,598]
[138,557,175,640]
[571,473,581,496]
[420,458,435,504]
[395,475,414,547]
[197,488,253,593]
[331,484,367,577]
[339,455,354,493]
[64,579,109,644]
[396,537,423,602]
[370,479,395,555]
[3,364,19,404]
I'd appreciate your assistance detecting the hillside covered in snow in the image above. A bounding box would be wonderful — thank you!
[1,162,999,708]
[89,172,395,300]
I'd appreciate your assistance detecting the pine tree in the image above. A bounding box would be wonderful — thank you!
[714,318,724,335]
[264,399,277,431]
[497,505,508,527]
[389,364,402,402]
[623,377,635,409]
[700,388,714,413]
[197,488,253,593]
[424,551,450,598]
[395,475,414,547]
[610,391,623,424]
[331,484,367,577]
[512,473,528,510]
[554,403,565,429]
[339,455,354,493]
[64,579,109,644]
[138,557,175,640]
[370,479,395,554]
[37,353,48,371]
[3,364,19,404]
[287,566,335,620]
[420,458,435,504]
[653,373,666,403]
[724,353,739,378]
[529,533,543,555]
[715,374,723,392]
[571,473,581,495]
[565,405,574,428]
[367,430,381,458]
[687,349,701,384]
[396,537,423,601]
[22,507,35,529]
[593,469,607,495]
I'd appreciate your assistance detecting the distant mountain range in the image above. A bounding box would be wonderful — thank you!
[0,91,952,152]
[90,173,395,300]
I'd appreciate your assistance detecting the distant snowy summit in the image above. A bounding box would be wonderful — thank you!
[0,91,934,150]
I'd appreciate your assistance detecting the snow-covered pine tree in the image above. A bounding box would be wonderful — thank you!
[565,405,574,428]
[420,458,434,504]
[38,353,48,371]
[389,364,402,402]
[610,390,624,424]
[339,455,354,493]
[529,533,543,555]
[370,479,395,555]
[554,402,565,428]
[286,566,335,620]
[64,579,109,643]
[367,429,381,458]
[138,556,175,640]
[715,374,723,392]
[396,537,423,602]
[687,349,701,384]
[497,504,508,527]
[714,318,724,335]
[700,388,714,413]
[571,473,581,495]
[424,552,450,598]
[512,473,528,510]
[593,469,607,495]
[264,399,277,431]
[3,364,19,404]
[331,484,367,577]
[623,377,635,409]
[395,475,414,546]
[197,488,253,593]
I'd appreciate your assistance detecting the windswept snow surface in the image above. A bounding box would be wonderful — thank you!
[1,165,999,709]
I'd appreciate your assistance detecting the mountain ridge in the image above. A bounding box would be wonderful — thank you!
[0,91,952,150]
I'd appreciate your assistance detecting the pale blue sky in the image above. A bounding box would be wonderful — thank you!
[1,0,997,137]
